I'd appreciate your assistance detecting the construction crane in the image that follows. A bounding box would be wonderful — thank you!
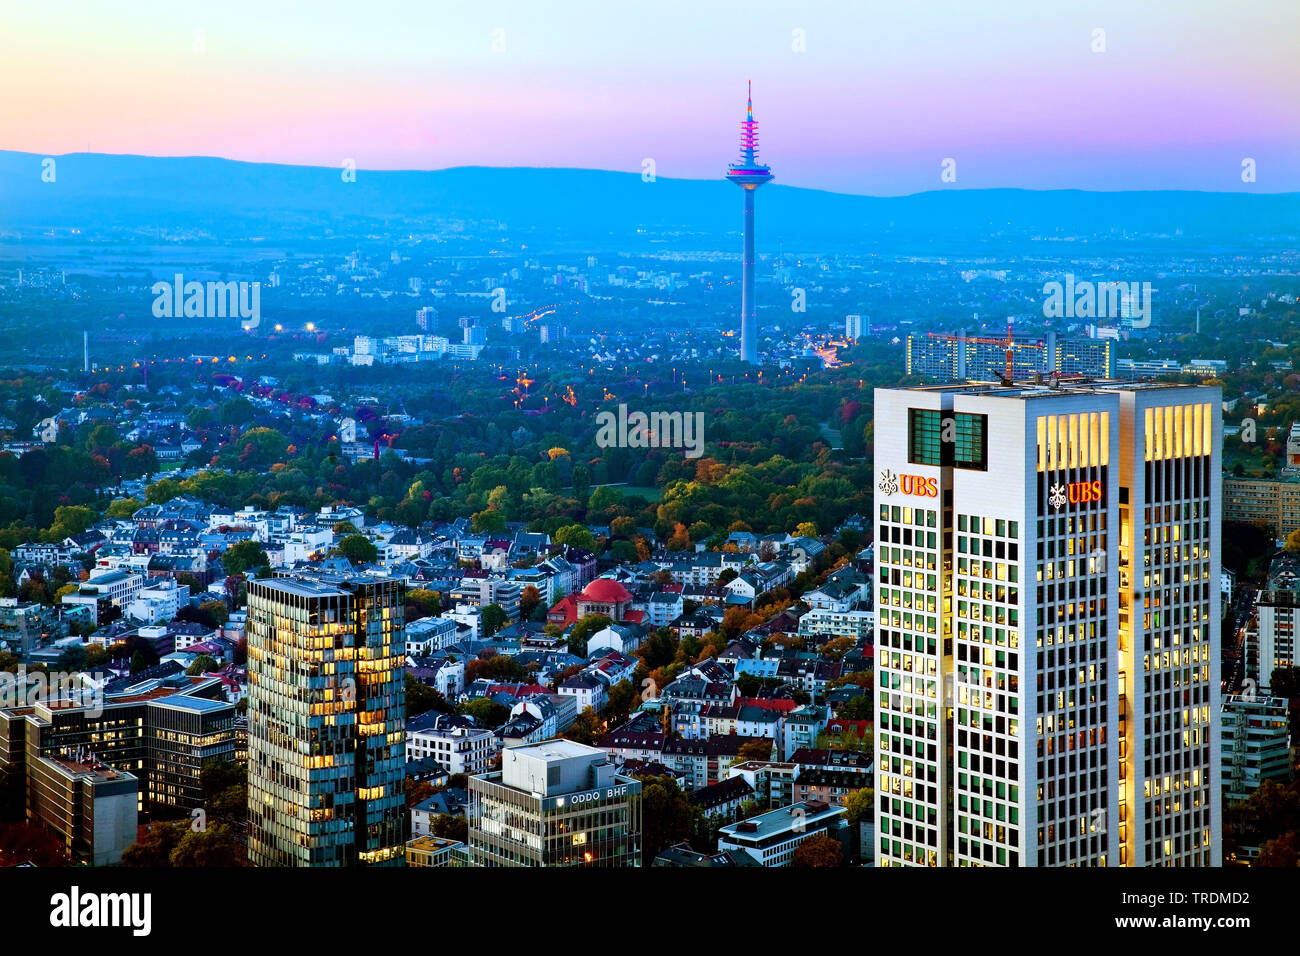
[927,318,1039,383]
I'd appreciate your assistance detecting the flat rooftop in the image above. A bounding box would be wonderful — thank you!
[505,738,604,761]
[255,577,350,598]
[42,755,134,783]
[719,801,843,840]
[889,378,1211,400]
[147,695,233,714]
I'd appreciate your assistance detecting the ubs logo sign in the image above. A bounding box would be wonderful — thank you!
[879,470,938,498]
[1049,480,1103,510]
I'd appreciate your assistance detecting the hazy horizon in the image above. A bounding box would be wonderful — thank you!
[4,0,1298,196]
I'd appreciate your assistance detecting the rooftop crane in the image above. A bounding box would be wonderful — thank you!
[927,317,1041,384]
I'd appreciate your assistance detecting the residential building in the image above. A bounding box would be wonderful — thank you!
[1222,476,1300,541]
[1220,693,1291,802]
[406,723,496,775]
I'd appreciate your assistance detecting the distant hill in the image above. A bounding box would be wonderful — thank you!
[1,150,1296,247]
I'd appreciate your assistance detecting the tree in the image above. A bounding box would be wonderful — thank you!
[605,679,637,726]
[336,534,378,565]
[457,697,509,729]
[429,813,469,844]
[195,600,230,628]
[636,774,697,861]
[519,585,542,620]
[737,739,773,762]
[105,497,144,519]
[564,706,604,745]
[567,614,612,658]
[46,505,96,541]
[795,521,818,538]
[464,651,528,685]
[1225,779,1300,854]
[837,693,873,722]
[1257,832,1300,867]
[666,523,691,551]
[1270,665,1300,700]
[186,654,218,676]
[121,822,187,867]
[200,759,247,821]
[791,833,843,868]
[721,605,760,639]
[222,540,269,576]
[0,822,67,867]
[406,779,435,810]
[407,674,453,718]
[821,636,855,661]
[553,524,597,552]
[1287,528,1300,554]
[170,824,246,867]
[471,509,506,534]
[842,787,874,826]
[481,603,508,636]
[406,588,441,620]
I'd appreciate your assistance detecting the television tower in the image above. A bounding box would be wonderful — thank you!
[726,81,773,365]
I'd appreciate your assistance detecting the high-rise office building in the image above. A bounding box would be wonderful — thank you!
[246,573,406,867]
[872,380,1221,866]
[725,81,773,365]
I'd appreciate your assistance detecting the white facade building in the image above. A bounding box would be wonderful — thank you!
[873,381,1221,868]
[406,725,497,775]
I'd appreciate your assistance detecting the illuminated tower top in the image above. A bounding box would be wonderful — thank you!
[725,80,774,189]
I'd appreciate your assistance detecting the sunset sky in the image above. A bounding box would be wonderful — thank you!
[3,0,1297,194]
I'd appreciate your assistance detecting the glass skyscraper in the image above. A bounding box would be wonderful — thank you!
[247,573,406,867]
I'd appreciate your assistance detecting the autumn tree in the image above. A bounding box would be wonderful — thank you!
[565,706,604,746]
[519,585,543,620]
[406,588,441,620]
[791,833,844,868]
[842,787,875,826]
[1257,832,1300,867]
[737,739,773,762]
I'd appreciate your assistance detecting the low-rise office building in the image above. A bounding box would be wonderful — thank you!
[717,800,849,867]
[27,754,138,866]
[468,739,641,867]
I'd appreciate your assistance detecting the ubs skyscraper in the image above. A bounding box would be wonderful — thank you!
[872,380,1221,867]
[246,573,406,866]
